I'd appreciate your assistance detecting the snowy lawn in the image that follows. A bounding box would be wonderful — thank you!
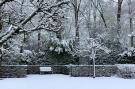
[0,74,135,89]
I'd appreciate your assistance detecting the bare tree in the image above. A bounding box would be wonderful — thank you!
[71,0,81,45]
[127,0,134,47]
[91,0,107,28]
[92,0,97,38]
[117,0,123,37]
[87,0,92,38]
[80,38,110,78]
[0,0,69,47]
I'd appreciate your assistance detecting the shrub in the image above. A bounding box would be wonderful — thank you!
[116,64,135,79]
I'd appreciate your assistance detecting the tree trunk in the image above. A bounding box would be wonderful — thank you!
[92,47,96,78]
[92,0,97,38]
[38,31,41,52]
[0,17,2,31]
[117,0,123,38]
[87,1,92,38]
[127,0,134,47]
[71,0,81,46]
[131,36,134,47]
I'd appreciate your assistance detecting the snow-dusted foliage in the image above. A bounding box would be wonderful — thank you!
[118,47,135,64]
[120,47,135,57]
[0,0,135,65]
[116,64,135,78]
[78,37,111,58]
[1,47,33,65]
[116,64,135,72]
[48,37,73,54]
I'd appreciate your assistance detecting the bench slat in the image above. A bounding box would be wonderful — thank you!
[40,67,52,72]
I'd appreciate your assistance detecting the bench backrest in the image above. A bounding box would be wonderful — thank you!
[40,67,52,72]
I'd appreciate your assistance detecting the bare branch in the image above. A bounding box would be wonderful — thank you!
[0,0,14,8]
[91,0,107,28]
[0,0,70,46]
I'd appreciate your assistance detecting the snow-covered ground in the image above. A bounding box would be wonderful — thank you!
[0,74,135,89]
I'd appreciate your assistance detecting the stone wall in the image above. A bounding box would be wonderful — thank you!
[27,65,69,75]
[1,64,135,79]
[27,66,40,74]
[70,65,117,77]
[0,65,27,78]
[52,66,69,75]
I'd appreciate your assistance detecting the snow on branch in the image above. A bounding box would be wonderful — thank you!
[0,0,69,46]
[119,47,135,57]
[0,0,14,7]
[87,38,111,53]
[77,38,111,58]
[0,26,16,45]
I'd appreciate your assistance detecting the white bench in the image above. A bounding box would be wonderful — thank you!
[40,67,53,74]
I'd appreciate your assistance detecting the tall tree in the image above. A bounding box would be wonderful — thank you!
[91,0,107,28]
[117,0,123,38]
[127,0,134,47]
[71,0,81,45]
[0,17,2,31]
[87,0,92,38]
[92,0,97,38]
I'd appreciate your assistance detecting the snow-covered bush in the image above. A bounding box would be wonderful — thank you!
[36,38,73,65]
[120,47,135,57]
[78,37,111,65]
[116,64,135,79]
[118,47,135,64]
[48,38,73,54]
[1,47,33,65]
[95,50,118,65]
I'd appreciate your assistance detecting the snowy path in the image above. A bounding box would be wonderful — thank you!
[0,74,135,89]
